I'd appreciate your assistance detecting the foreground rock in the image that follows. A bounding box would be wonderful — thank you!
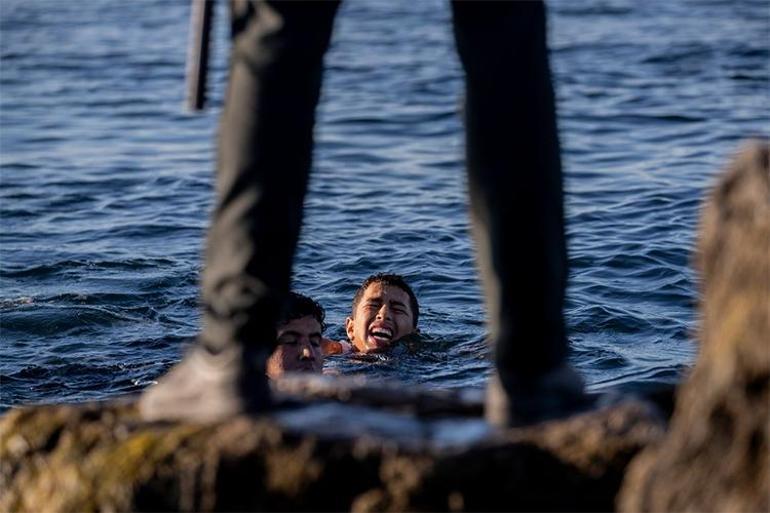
[0,378,662,513]
[619,141,770,512]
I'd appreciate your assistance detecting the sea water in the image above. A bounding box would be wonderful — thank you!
[1,0,767,410]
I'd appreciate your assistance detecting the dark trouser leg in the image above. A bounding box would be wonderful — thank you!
[201,0,339,362]
[451,1,582,425]
[140,0,338,422]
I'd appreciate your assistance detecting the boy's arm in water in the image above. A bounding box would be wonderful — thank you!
[321,338,353,355]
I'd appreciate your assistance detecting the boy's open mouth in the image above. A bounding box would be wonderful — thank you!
[367,325,394,347]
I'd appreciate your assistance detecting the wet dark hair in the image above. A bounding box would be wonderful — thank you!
[351,273,419,328]
[278,292,326,332]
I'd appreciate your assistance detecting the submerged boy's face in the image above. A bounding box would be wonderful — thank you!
[267,315,323,378]
[345,282,416,353]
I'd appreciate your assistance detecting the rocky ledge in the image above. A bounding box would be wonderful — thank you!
[0,380,663,512]
[1,141,767,512]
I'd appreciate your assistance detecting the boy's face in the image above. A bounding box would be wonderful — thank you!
[345,282,416,353]
[267,315,323,378]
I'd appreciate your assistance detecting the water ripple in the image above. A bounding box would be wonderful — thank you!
[1,0,766,410]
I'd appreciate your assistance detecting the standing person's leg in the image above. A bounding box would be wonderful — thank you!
[450,1,585,426]
[140,0,339,422]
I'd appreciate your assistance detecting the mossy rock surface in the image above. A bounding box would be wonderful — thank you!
[1,384,663,512]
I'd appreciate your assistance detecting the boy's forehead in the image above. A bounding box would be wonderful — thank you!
[362,283,409,303]
[278,315,321,333]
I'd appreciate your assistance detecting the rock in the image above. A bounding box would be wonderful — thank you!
[618,141,770,512]
[0,380,663,512]
[272,374,485,417]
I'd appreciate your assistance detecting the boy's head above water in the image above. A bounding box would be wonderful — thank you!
[267,292,325,378]
[345,273,419,353]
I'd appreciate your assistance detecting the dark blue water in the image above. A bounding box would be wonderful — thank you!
[1,0,767,410]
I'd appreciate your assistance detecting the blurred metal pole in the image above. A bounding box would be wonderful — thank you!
[185,0,214,111]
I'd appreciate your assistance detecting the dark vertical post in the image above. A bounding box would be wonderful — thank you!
[185,0,215,111]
